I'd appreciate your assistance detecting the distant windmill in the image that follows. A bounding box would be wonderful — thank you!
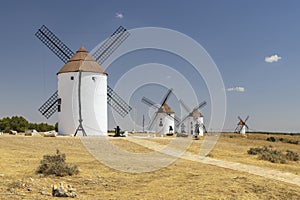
[234,116,249,134]
[36,25,132,136]
[141,89,179,134]
[177,99,207,137]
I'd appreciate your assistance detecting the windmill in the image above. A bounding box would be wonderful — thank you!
[141,89,179,134]
[36,25,132,136]
[234,116,249,134]
[177,99,207,137]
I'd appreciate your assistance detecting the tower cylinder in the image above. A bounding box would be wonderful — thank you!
[240,125,246,134]
[153,113,175,134]
[56,46,108,136]
[57,72,107,136]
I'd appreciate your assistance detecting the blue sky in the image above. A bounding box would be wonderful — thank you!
[0,0,299,132]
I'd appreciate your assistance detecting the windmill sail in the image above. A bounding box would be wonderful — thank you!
[35,25,74,63]
[38,91,58,119]
[141,88,179,131]
[235,116,249,133]
[93,26,132,117]
[179,99,191,113]
[107,86,132,117]
[141,97,160,109]
[93,26,130,65]
[36,25,132,118]
[176,101,207,127]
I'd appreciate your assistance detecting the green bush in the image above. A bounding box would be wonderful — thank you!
[0,116,55,132]
[10,116,29,132]
[55,122,58,132]
[29,122,55,132]
[266,137,276,142]
[37,150,79,177]
[0,116,29,132]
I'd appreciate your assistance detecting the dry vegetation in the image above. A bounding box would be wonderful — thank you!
[1,133,300,199]
[201,133,300,175]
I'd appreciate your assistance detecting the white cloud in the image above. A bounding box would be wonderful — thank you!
[265,54,282,63]
[227,87,245,92]
[115,12,124,19]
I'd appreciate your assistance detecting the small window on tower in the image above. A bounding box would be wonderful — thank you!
[58,98,62,112]
[71,76,74,80]
[159,118,163,127]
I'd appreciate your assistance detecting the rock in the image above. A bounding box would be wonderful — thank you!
[176,133,188,137]
[52,182,77,198]
[25,130,39,136]
[0,174,4,177]
[9,130,17,135]
[44,130,57,137]
[52,186,67,197]
[68,191,77,198]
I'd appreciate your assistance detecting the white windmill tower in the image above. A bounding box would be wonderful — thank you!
[57,47,108,136]
[234,116,249,134]
[141,89,178,134]
[187,110,205,136]
[36,25,132,136]
[177,100,207,138]
[154,103,175,134]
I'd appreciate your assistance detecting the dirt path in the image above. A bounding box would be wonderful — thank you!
[127,137,300,187]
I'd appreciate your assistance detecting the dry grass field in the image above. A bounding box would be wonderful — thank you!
[1,133,300,199]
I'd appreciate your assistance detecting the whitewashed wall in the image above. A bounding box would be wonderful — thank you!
[57,72,107,136]
[152,112,175,134]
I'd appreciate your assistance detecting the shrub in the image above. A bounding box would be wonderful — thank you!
[248,146,300,164]
[266,137,276,142]
[258,148,286,164]
[287,140,299,145]
[29,122,55,132]
[277,137,299,145]
[286,150,299,161]
[55,122,58,132]
[0,116,55,132]
[37,150,79,177]
[0,116,29,132]
[247,147,265,155]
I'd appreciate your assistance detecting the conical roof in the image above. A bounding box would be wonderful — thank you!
[237,120,245,125]
[57,46,107,75]
[191,109,203,117]
[158,103,174,114]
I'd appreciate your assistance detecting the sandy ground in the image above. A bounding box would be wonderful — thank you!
[1,133,300,199]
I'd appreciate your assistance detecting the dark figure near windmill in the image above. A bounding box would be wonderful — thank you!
[193,123,200,140]
[114,126,121,137]
[167,126,174,136]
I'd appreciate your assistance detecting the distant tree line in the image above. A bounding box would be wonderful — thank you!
[0,116,57,133]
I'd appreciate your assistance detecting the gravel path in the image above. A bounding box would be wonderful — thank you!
[127,137,300,187]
